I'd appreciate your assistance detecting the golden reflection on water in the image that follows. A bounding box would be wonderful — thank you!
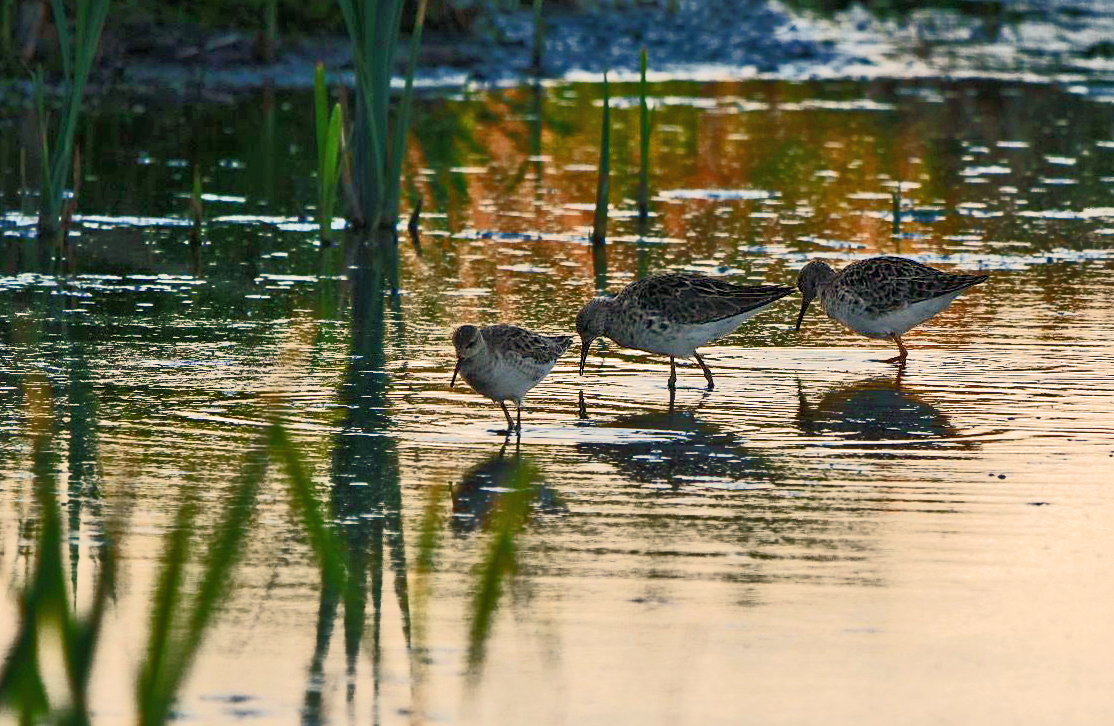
[2,76,1114,724]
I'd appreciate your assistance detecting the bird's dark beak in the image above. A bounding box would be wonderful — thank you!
[578,336,591,375]
[451,358,460,388]
[795,293,814,332]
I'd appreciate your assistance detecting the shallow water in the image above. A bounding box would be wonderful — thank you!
[2,75,1114,724]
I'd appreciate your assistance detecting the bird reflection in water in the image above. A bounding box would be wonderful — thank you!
[451,437,566,534]
[795,370,966,447]
[577,393,779,490]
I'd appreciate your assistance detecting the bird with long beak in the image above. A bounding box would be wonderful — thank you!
[795,256,989,364]
[576,273,795,391]
[451,324,573,432]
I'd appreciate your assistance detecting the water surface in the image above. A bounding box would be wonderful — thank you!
[2,75,1114,725]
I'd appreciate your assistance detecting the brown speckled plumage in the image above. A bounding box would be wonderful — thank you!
[452,324,573,431]
[577,272,796,391]
[796,256,989,363]
[610,273,795,325]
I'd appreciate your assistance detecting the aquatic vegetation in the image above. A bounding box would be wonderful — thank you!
[314,62,345,245]
[591,71,611,246]
[0,379,118,726]
[532,0,545,69]
[466,458,540,681]
[263,0,278,62]
[34,0,111,245]
[137,421,348,726]
[892,187,901,235]
[0,376,351,726]
[337,0,428,232]
[638,48,653,221]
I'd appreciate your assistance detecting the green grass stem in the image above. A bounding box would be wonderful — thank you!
[337,0,427,232]
[591,71,611,246]
[0,380,116,726]
[269,424,348,590]
[531,0,544,69]
[638,48,653,220]
[384,0,428,228]
[465,461,539,680]
[314,63,344,244]
[38,0,111,242]
[892,186,902,235]
[137,437,269,726]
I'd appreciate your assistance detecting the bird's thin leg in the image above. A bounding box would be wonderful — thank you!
[693,351,715,391]
[516,403,522,431]
[500,401,515,431]
[668,357,677,390]
[883,336,908,365]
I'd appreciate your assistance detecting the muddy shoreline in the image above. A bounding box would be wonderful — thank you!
[4,0,1113,105]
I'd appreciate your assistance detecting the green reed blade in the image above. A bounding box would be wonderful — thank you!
[314,62,329,167]
[384,0,428,226]
[36,0,111,240]
[591,71,611,246]
[60,518,119,726]
[0,374,78,722]
[416,485,445,575]
[321,104,344,237]
[268,424,348,591]
[49,0,72,78]
[532,0,544,68]
[336,0,424,230]
[314,63,344,241]
[0,381,71,720]
[639,48,652,220]
[179,448,267,668]
[137,438,268,726]
[465,461,540,679]
[135,500,195,726]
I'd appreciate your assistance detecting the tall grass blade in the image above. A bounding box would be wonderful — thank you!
[337,0,425,232]
[60,518,118,726]
[465,461,539,680]
[49,0,73,78]
[314,63,344,244]
[0,386,60,721]
[135,500,195,724]
[891,186,902,236]
[0,377,116,726]
[314,62,329,172]
[383,0,428,227]
[269,424,348,590]
[638,48,652,220]
[136,436,269,726]
[591,72,611,246]
[36,0,111,241]
[531,0,544,70]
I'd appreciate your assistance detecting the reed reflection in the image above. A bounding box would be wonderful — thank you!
[63,339,103,604]
[302,233,411,726]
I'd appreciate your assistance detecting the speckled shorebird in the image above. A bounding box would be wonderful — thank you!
[795,256,989,364]
[451,324,573,431]
[576,273,796,391]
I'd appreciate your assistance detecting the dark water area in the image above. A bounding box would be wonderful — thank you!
[2,74,1114,724]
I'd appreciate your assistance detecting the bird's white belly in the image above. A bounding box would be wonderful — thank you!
[616,310,760,357]
[828,291,962,339]
[461,356,555,404]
